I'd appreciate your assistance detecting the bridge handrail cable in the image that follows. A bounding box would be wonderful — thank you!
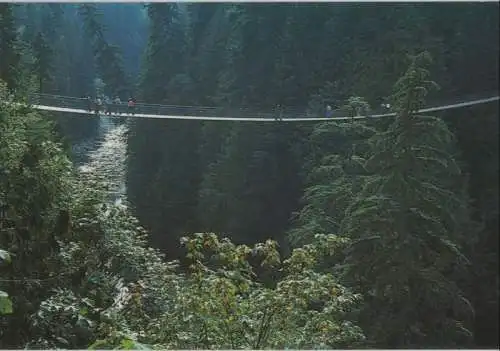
[20,92,500,122]
[29,93,309,117]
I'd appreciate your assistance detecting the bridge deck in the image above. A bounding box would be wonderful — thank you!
[19,93,500,122]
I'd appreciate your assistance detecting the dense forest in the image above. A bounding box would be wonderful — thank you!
[0,2,498,349]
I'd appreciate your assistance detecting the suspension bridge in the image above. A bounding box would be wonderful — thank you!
[17,92,500,122]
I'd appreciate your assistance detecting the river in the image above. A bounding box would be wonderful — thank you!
[74,115,128,207]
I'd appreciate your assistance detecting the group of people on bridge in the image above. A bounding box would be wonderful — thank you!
[85,95,137,116]
[81,97,390,120]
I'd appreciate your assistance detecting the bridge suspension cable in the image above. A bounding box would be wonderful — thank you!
[13,93,500,122]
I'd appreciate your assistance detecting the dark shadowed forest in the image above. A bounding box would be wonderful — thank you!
[0,2,498,349]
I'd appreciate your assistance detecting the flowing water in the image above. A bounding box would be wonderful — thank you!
[75,115,129,207]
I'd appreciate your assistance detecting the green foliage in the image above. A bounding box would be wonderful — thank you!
[289,96,378,247]
[446,102,499,347]
[0,96,365,347]
[0,80,74,347]
[340,54,475,347]
[0,290,13,315]
[0,4,21,91]
[79,4,129,97]
[127,118,202,256]
[24,168,365,349]
[129,233,364,349]
[0,249,13,315]
[198,123,302,247]
[0,249,11,263]
[126,8,498,347]
[1,3,498,349]
[32,32,53,93]
[140,4,190,103]
[26,289,98,348]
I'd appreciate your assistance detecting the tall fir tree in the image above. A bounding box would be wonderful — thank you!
[288,97,377,247]
[32,32,52,93]
[0,4,21,92]
[340,53,475,347]
[127,3,201,258]
[78,4,128,97]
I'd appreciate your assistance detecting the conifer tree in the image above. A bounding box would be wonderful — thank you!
[198,122,302,248]
[78,4,128,97]
[288,97,376,247]
[0,4,21,91]
[32,32,52,93]
[341,53,475,347]
[0,81,73,347]
[126,3,201,259]
[139,3,191,103]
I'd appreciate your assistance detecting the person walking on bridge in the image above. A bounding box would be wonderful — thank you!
[275,104,283,121]
[326,105,333,118]
[127,97,136,116]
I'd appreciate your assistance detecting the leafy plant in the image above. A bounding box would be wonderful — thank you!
[0,249,13,315]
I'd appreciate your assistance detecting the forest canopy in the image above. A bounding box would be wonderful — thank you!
[0,2,499,349]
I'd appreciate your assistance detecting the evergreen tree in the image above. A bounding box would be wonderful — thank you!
[187,3,226,105]
[445,103,499,347]
[32,32,52,93]
[0,4,21,91]
[139,3,190,103]
[0,81,74,347]
[340,53,475,347]
[199,122,303,248]
[78,4,128,97]
[289,97,377,247]
[127,3,201,258]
